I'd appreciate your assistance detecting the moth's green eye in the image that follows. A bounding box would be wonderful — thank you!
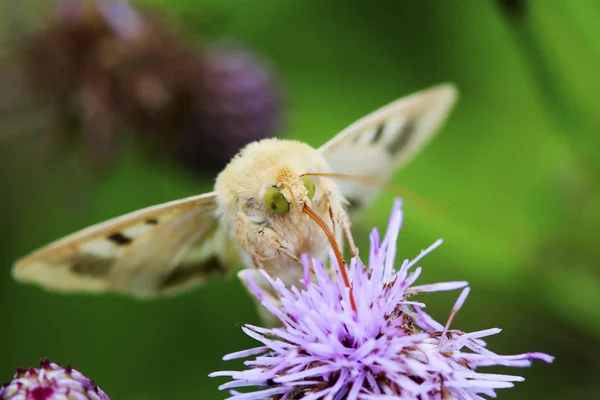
[301,176,315,200]
[264,187,290,214]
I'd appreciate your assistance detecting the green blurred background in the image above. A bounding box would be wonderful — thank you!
[1,0,600,398]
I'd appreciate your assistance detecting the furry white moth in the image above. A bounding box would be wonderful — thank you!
[13,84,458,307]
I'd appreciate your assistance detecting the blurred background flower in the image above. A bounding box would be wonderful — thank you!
[0,359,110,400]
[0,0,282,176]
[0,0,598,399]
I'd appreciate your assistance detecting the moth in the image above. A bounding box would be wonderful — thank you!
[12,84,458,314]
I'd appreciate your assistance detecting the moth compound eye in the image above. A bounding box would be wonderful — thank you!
[264,187,290,214]
[301,176,315,200]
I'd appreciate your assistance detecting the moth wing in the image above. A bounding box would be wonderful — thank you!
[318,83,457,213]
[13,192,239,298]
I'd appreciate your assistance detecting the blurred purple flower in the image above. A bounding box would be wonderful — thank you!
[0,359,110,400]
[176,41,283,174]
[210,199,553,399]
[8,0,283,175]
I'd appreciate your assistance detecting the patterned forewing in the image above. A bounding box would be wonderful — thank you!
[12,192,234,297]
[318,84,458,214]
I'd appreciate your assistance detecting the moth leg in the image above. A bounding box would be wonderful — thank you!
[235,213,302,266]
[235,215,272,269]
[343,221,358,258]
[251,254,264,269]
[251,253,276,269]
[319,185,358,258]
[338,209,358,258]
[258,226,302,264]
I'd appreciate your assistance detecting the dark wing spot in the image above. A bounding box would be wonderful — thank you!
[145,218,159,225]
[386,118,417,156]
[371,124,385,144]
[70,255,113,276]
[107,232,132,246]
[158,256,226,290]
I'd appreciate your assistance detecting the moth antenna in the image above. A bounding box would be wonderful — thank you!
[300,172,450,216]
[302,204,356,312]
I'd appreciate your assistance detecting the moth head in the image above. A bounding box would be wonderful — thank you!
[264,166,316,215]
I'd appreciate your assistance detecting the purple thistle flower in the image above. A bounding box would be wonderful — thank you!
[0,359,110,399]
[210,199,553,399]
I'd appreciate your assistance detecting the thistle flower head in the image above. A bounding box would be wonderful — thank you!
[210,199,553,399]
[175,41,283,174]
[0,359,110,400]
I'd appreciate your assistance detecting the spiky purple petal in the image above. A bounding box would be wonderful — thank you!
[211,199,553,399]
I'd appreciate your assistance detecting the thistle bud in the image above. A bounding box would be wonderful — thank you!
[0,359,110,400]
